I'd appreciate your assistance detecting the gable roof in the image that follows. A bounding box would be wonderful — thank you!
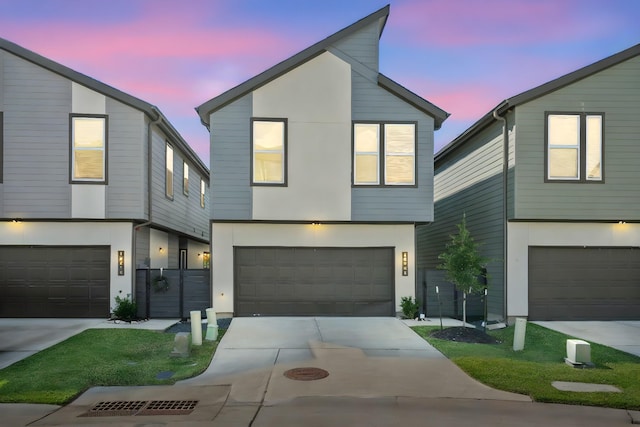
[0,37,209,179]
[196,5,449,130]
[436,42,640,162]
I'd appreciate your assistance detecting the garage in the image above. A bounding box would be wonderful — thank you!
[0,246,110,318]
[528,246,640,320]
[234,247,395,316]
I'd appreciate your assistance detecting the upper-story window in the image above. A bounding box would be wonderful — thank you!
[183,161,189,196]
[353,122,416,186]
[0,112,3,183]
[166,143,174,199]
[545,112,603,182]
[251,118,287,186]
[70,114,107,183]
[200,179,206,208]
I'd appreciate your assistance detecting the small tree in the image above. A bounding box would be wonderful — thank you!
[437,214,489,326]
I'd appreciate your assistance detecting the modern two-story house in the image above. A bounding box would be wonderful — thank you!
[197,6,448,317]
[418,43,640,322]
[0,38,210,318]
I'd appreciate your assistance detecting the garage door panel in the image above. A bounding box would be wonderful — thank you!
[529,247,640,320]
[0,246,110,318]
[235,247,395,316]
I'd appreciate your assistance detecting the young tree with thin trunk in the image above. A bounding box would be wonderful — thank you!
[437,214,489,326]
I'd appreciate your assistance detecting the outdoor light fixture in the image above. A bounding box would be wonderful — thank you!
[402,251,409,276]
[117,250,125,276]
[159,247,164,253]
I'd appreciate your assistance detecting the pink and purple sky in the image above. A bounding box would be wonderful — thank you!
[1,0,639,167]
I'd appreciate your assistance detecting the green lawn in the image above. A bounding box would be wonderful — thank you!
[0,328,224,405]
[412,323,640,409]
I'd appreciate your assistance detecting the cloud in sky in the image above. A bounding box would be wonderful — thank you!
[0,0,639,163]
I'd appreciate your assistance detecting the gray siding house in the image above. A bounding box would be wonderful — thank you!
[0,38,210,318]
[418,43,640,322]
[197,6,448,317]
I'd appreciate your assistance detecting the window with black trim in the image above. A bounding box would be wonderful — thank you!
[545,112,603,182]
[200,179,206,208]
[183,161,189,196]
[353,122,416,186]
[251,118,287,186]
[166,143,174,198]
[70,114,107,183]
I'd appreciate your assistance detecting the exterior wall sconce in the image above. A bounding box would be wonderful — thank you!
[402,251,409,276]
[12,218,22,223]
[117,250,125,276]
[618,220,626,224]
[159,247,164,253]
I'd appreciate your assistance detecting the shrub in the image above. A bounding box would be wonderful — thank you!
[112,295,138,321]
[400,296,419,319]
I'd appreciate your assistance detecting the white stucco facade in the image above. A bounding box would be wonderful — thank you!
[507,221,640,318]
[211,222,416,316]
[252,51,352,221]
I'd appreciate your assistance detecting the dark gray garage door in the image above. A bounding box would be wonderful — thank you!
[0,246,110,318]
[529,246,640,320]
[235,247,395,316]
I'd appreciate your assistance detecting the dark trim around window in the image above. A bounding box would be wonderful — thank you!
[351,120,418,188]
[250,117,288,187]
[544,111,605,184]
[69,113,109,185]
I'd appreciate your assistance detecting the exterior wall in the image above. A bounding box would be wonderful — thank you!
[187,240,210,269]
[418,120,507,320]
[149,228,168,268]
[351,72,435,222]
[513,55,640,220]
[0,221,134,309]
[150,126,209,241]
[507,221,640,319]
[252,52,352,221]
[211,223,416,315]
[2,52,71,218]
[210,93,252,220]
[331,20,379,73]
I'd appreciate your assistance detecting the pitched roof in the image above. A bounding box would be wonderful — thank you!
[436,42,640,162]
[196,5,449,129]
[0,37,209,178]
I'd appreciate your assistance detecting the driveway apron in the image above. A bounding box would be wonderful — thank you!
[178,317,530,404]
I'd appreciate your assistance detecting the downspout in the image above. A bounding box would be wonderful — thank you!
[492,106,509,324]
[130,111,162,293]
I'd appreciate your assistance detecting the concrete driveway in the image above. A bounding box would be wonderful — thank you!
[178,317,530,404]
[533,320,640,357]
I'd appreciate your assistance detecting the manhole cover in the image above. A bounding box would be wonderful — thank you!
[283,367,329,381]
[81,400,198,417]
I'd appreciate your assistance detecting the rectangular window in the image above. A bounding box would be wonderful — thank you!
[251,118,287,185]
[546,112,603,182]
[200,179,206,208]
[166,143,174,198]
[70,114,107,183]
[183,162,189,196]
[353,122,416,186]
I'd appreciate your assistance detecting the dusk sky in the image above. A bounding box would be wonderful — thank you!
[1,0,639,167]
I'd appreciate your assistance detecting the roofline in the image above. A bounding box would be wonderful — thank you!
[435,42,640,163]
[378,73,449,129]
[0,37,209,177]
[195,5,391,126]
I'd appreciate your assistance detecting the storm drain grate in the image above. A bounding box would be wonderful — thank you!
[284,367,330,381]
[81,400,198,417]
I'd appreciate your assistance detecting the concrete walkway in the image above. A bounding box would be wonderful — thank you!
[534,320,640,357]
[3,317,639,426]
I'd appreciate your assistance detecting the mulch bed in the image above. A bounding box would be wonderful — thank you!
[430,326,501,344]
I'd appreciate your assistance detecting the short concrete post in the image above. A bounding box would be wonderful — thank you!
[190,310,202,346]
[513,317,527,351]
[205,308,219,341]
[566,339,591,364]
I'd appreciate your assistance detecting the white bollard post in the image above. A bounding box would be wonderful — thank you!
[190,310,202,346]
[205,308,219,341]
[513,317,527,351]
